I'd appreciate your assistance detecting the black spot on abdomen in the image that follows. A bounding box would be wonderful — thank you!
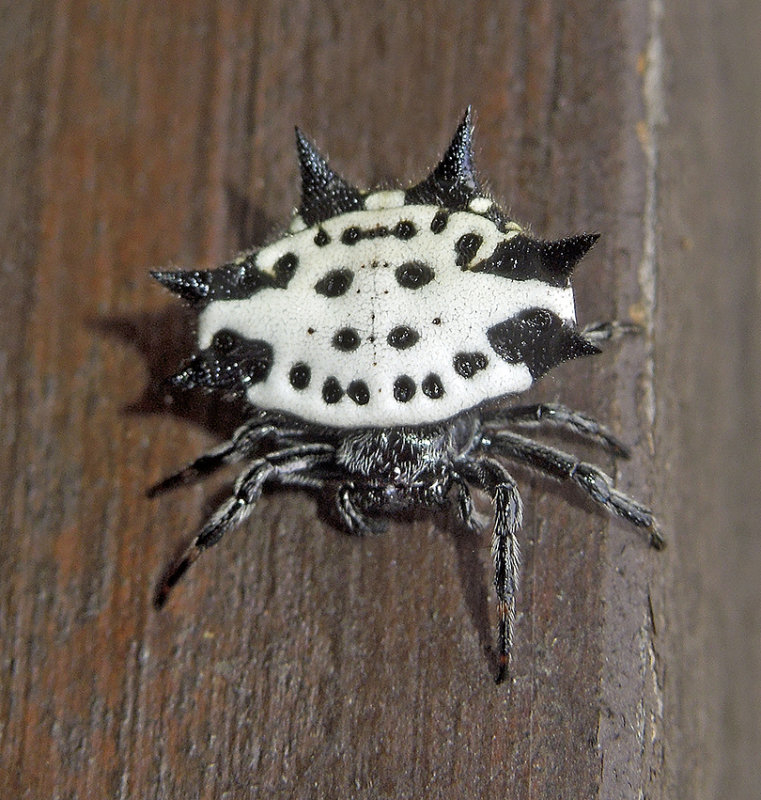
[347,379,370,405]
[341,226,361,245]
[421,373,444,399]
[430,210,449,234]
[454,233,483,267]
[393,375,416,403]
[332,327,361,352]
[289,362,311,390]
[322,377,343,404]
[453,351,488,378]
[395,261,434,289]
[387,325,419,350]
[274,252,298,286]
[393,220,416,239]
[315,268,353,297]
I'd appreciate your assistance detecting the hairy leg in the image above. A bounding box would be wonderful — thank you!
[148,418,308,497]
[335,483,390,535]
[580,319,642,343]
[456,456,523,683]
[155,443,335,607]
[483,402,629,458]
[450,473,481,532]
[483,431,664,548]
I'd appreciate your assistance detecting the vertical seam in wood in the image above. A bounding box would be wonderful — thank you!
[639,0,666,446]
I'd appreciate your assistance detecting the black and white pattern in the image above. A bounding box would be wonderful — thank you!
[190,201,581,426]
[151,109,662,685]
[154,109,596,428]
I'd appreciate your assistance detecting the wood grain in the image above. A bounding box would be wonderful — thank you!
[1,1,759,798]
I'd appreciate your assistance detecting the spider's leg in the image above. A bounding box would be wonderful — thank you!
[450,473,481,532]
[147,419,307,496]
[155,443,335,607]
[580,319,642,343]
[483,431,664,549]
[336,483,389,535]
[456,456,522,684]
[484,403,630,458]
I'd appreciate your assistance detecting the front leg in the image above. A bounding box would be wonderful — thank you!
[580,319,642,343]
[483,402,629,458]
[336,483,390,536]
[148,417,308,496]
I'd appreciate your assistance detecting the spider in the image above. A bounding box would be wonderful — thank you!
[150,109,663,682]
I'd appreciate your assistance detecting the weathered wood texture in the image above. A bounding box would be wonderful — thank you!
[1,1,759,798]
[656,2,761,798]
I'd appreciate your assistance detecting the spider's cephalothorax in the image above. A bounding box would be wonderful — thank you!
[151,109,663,683]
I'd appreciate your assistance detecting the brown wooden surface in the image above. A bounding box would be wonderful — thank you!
[1,1,759,798]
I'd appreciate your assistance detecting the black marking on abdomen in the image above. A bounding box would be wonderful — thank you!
[273,253,298,286]
[340,221,418,245]
[387,325,419,350]
[341,226,362,245]
[347,379,370,405]
[393,220,416,239]
[421,373,444,398]
[314,228,331,246]
[393,375,416,402]
[315,268,353,297]
[395,261,434,289]
[472,233,599,286]
[169,329,273,394]
[322,377,343,404]
[430,210,449,234]
[289,363,311,390]
[332,327,361,352]
[487,308,600,379]
[453,351,488,378]
[454,233,483,267]
[152,250,299,307]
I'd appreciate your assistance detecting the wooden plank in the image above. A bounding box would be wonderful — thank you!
[1,1,758,797]
[653,2,761,799]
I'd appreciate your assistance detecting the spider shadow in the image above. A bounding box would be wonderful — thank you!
[309,487,501,682]
[436,504,500,681]
[97,187,278,439]
[91,189,282,598]
[94,306,251,442]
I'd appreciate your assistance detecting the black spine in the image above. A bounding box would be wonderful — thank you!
[487,309,600,380]
[295,128,364,226]
[472,232,600,286]
[405,107,481,210]
[152,250,299,306]
[168,330,273,395]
